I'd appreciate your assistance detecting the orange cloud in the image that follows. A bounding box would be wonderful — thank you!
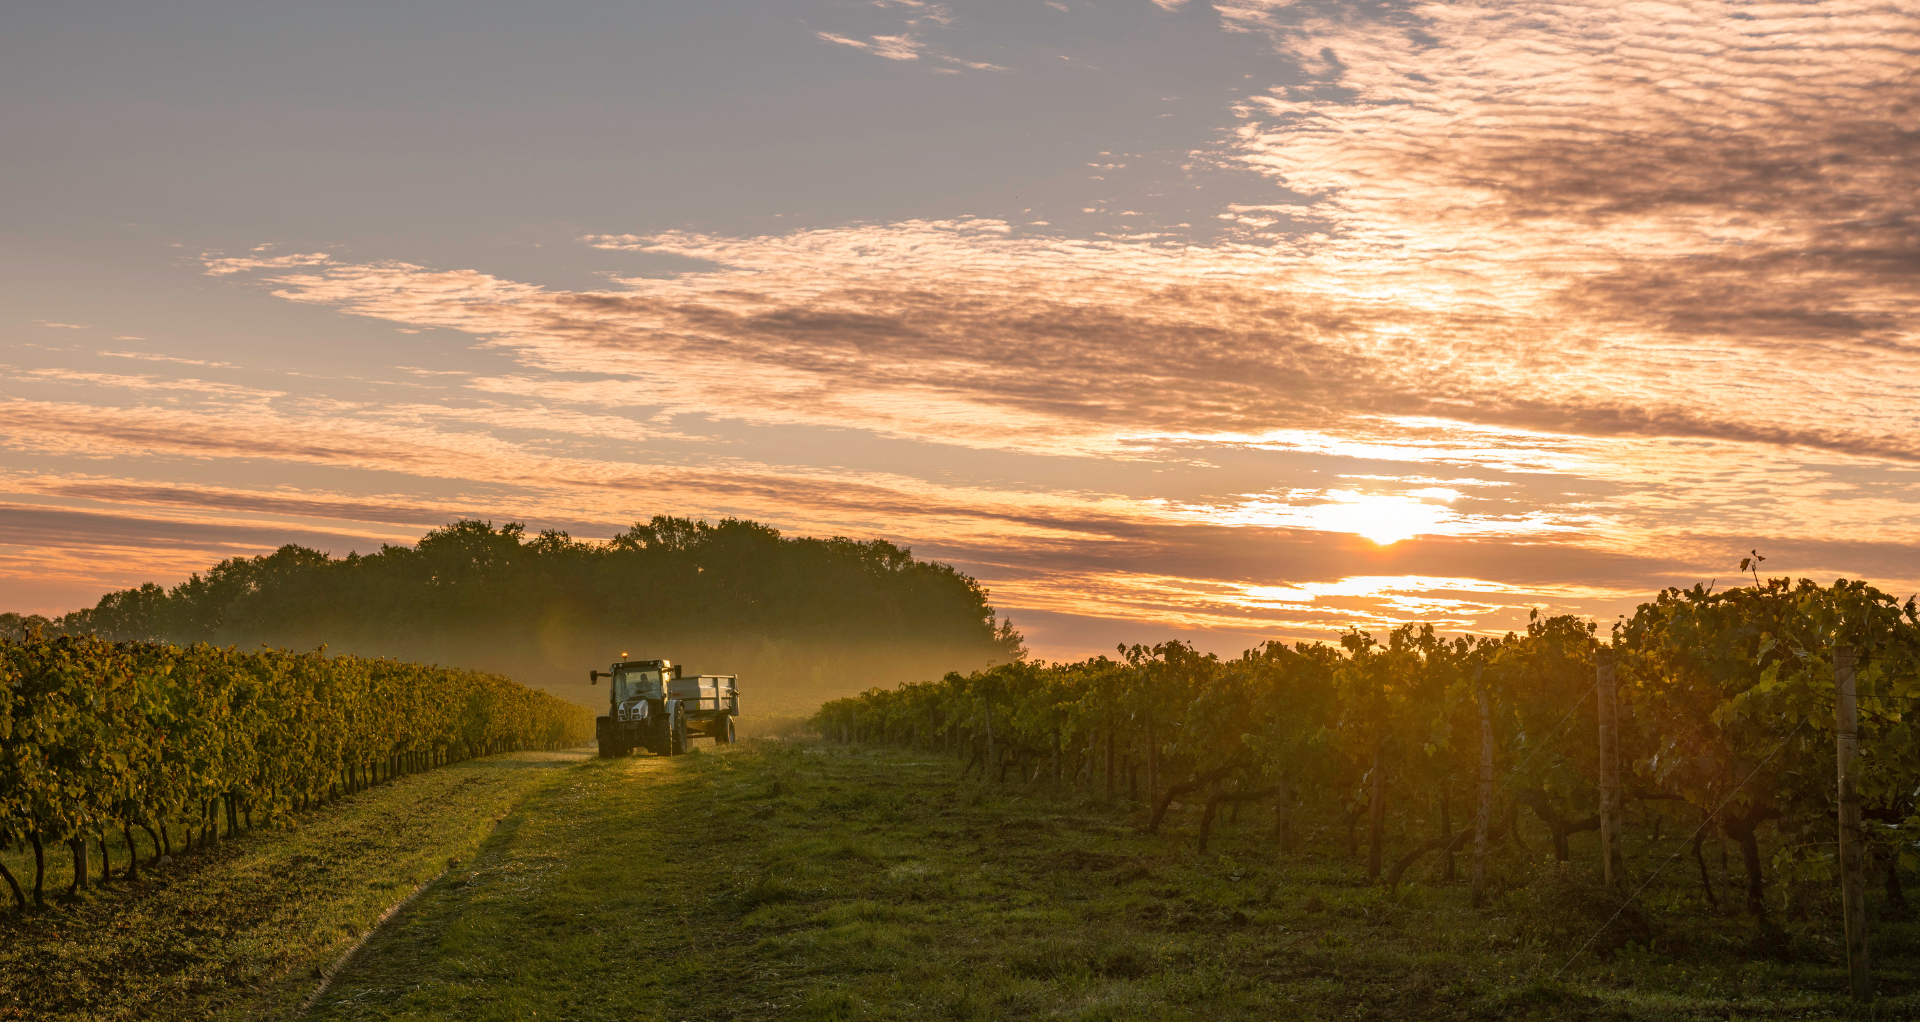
[10,0,1919,649]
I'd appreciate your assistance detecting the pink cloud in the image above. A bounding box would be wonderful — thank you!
[201,252,333,276]
[815,31,924,61]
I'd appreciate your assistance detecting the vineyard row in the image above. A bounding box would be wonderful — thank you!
[0,636,595,910]
[811,578,1920,926]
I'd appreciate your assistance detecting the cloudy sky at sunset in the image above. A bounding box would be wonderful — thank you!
[5,0,1917,659]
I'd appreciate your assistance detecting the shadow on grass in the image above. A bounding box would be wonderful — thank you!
[444,750,593,771]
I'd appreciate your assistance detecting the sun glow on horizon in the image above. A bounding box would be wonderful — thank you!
[1189,484,1600,545]
[1212,490,1460,544]
[995,570,1648,654]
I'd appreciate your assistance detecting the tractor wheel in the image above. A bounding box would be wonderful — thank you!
[670,715,688,756]
[716,716,736,745]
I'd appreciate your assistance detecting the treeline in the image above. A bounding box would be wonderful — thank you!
[10,517,1022,694]
[0,635,594,910]
[814,577,1920,923]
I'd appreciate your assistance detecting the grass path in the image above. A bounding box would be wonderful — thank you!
[305,751,677,1019]
[0,750,589,1022]
[305,743,1916,1021]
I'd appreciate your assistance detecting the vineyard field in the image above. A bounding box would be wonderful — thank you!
[8,576,1919,1018]
[0,749,589,1021]
[302,743,1917,1021]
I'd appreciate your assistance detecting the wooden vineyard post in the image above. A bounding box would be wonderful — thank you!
[984,700,996,783]
[1052,727,1062,787]
[1366,741,1386,882]
[1104,708,1116,799]
[1836,646,1872,1002]
[1145,713,1157,799]
[1597,650,1624,886]
[1473,667,1492,907]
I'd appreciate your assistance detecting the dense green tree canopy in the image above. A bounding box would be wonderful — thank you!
[8,517,1023,702]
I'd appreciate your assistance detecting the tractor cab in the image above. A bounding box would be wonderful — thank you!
[608,659,670,721]
[614,661,667,698]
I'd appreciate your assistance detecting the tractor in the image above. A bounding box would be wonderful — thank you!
[590,657,738,756]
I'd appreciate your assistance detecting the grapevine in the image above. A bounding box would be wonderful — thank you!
[0,636,593,910]
[814,577,1920,924]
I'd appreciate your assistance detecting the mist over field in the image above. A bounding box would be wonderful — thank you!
[335,629,1005,725]
[4,515,1025,722]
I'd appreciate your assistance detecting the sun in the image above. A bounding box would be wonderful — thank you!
[1292,493,1454,545]
[1340,496,1445,545]
[1211,488,1467,545]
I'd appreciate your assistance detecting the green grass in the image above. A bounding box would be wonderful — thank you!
[0,750,589,1022]
[302,743,1918,1021]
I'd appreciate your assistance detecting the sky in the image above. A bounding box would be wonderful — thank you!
[4,0,1918,661]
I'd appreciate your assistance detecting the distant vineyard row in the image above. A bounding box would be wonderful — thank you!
[814,577,1920,921]
[0,636,594,909]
